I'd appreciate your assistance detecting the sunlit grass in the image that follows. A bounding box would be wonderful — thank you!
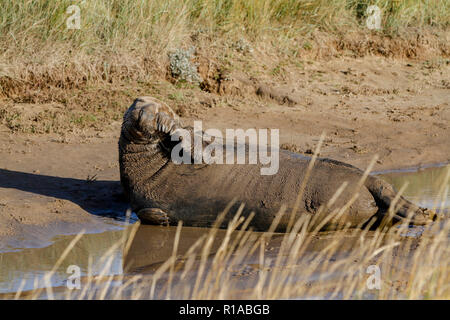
[0,0,448,89]
[1,1,448,47]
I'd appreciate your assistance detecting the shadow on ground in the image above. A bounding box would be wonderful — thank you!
[0,169,130,221]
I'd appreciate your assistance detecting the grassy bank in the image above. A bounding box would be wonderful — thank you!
[0,0,449,133]
[1,0,448,45]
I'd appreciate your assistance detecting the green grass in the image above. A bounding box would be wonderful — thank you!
[0,0,448,52]
[0,0,448,133]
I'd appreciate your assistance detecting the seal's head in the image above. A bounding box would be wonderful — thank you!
[121,96,180,144]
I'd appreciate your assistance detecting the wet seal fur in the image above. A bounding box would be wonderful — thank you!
[119,96,435,231]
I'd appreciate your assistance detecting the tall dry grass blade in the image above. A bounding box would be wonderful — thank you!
[13,276,27,300]
[166,220,183,300]
[287,132,325,232]
[191,200,236,298]
[78,255,93,300]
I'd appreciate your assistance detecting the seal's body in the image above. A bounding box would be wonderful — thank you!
[119,96,433,231]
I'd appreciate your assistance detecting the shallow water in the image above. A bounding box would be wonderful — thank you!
[378,164,449,212]
[0,164,448,297]
[0,228,125,293]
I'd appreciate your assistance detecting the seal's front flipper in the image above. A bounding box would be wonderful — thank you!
[137,208,170,226]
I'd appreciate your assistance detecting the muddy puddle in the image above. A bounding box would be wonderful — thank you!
[0,164,448,298]
[379,164,449,212]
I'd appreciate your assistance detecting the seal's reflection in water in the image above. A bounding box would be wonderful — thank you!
[123,225,352,273]
[124,225,223,272]
[123,224,249,273]
[122,223,429,299]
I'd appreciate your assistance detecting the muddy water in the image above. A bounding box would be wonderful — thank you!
[0,165,448,297]
[0,228,125,293]
[378,165,449,212]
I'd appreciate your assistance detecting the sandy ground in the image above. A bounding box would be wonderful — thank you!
[0,56,449,250]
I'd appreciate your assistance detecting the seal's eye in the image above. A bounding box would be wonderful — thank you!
[138,108,144,121]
